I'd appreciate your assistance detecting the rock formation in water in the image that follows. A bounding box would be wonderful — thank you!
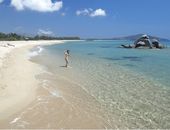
[121,34,165,49]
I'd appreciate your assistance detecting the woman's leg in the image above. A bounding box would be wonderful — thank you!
[65,59,68,67]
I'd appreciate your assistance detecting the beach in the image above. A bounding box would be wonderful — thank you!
[0,40,110,129]
[0,40,170,129]
[0,40,64,127]
[1,0,170,128]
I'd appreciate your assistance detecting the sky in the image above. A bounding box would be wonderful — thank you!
[0,0,170,39]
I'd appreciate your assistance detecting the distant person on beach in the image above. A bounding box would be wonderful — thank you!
[64,50,70,67]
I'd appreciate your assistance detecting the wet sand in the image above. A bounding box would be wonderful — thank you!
[0,40,107,129]
[1,40,169,129]
[0,40,64,128]
[1,74,111,129]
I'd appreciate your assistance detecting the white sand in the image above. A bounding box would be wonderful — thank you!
[0,40,64,119]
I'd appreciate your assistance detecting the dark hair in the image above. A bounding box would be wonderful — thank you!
[67,50,70,54]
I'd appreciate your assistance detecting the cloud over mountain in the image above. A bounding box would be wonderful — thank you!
[37,29,53,36]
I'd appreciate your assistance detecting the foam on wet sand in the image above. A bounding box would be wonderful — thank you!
[0,40,64,127]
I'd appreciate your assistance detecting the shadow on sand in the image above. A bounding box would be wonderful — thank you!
[60,65,67,68]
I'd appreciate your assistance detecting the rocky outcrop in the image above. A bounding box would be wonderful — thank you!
[121,34,165,49]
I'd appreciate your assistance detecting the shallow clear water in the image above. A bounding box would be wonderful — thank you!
[43,40,170,87]
[9,40,170,129]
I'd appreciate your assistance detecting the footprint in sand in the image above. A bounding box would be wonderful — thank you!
[0,84,7,90]
[0,84,7,97]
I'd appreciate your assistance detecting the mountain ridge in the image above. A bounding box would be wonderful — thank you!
[112,34,170,41]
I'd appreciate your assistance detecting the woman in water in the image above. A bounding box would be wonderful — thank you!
[64,50,70,67]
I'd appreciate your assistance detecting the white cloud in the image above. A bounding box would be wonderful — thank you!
[0,0,3,3]
[11,0,63,12]
[38,29,53,36]
[90,9,106,17]
[76,8,91,16]
[76,8,106,17]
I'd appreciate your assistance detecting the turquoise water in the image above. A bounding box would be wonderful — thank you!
[28,40,170,128]
[44,40,170,87]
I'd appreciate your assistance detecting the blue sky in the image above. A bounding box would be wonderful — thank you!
[0,0,170,38]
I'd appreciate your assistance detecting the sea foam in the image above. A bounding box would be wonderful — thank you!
[28,46,44,59]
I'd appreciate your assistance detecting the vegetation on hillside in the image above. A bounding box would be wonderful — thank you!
[0,32,80,41]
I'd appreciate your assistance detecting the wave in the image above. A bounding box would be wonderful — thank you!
[28,46,44,58]
[41,79,62,98]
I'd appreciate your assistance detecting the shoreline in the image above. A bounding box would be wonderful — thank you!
[0,40,64,120]
[0,40,111,129]
[1,40,170,129]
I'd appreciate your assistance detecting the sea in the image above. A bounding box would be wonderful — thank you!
[9,40,170,129]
